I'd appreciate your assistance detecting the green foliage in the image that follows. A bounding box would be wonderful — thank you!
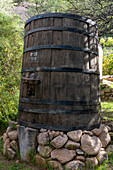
[100,38,106,48]
[0,13,23,128]
[100,37,113,48]
[66,0,113,37]
[100,37,113,75]
[16,142,21,160]
[0,0,13,15]
[106,37,113,47]
[108,152,113,165]
[26,0,70,17]
[27,149,36,165]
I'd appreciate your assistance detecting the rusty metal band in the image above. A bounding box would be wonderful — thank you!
[23,45,98,55]
[21,67,100,75]
[25,13,97,27]
[18,106,100,114]
[19,98,100,106]
[17,120,101,131]
[24,26,98,40]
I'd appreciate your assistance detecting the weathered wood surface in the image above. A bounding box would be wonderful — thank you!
[18,13,101,131]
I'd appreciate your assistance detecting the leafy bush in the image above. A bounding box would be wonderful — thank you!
[100,37,113,75]
[100,37,113,47]
[102,48,113,75]
[0,13,23,129]
[100,38,106,47]
[106,37,113,47]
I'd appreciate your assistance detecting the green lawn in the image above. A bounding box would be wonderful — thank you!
[101,101,113,121]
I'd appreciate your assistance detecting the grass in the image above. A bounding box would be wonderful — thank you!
[101,101,113,121]
[0,138,26,170]
[0,138,41,170]
[96,152,113,170]
[101,101,113,111]
[110,84,113,88]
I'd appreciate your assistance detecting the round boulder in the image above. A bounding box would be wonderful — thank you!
[65,160,85,170]
[81,134,101,155]
[50,134,68,148]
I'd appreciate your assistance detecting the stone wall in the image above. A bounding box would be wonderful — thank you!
[100,84,113,101]
[2,121,113,169]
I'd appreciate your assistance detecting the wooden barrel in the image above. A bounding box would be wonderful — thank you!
[18,13,101,131]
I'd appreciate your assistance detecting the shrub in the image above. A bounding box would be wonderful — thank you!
[102,48,113,75]
[100,37,113,75]
[0,13,23,129]
[100,38,106,47]
[106,37,113,47]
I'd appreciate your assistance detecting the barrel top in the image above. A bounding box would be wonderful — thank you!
[25,13,97,27]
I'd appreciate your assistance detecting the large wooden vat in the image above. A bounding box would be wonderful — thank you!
[18,13,101,131]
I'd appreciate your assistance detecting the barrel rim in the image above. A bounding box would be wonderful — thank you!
[25,13,97,27]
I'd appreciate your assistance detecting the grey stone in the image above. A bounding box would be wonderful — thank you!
[76,156,85,162]
[8,130,18,140]
[81,134,101,155]
[65,160,85,170]
[37,132,49,145]
[67,130,82,142]
[7,148,16,159]
[52,131,60,138]
[106,125,111,132]
[76,149,84,155]
[6,127,12,135]
[48,131,54,141]
[50,134,68,148]
[92,128,101,136]
[17,126,38,161]
[15,160,19,164]
[65,140,80,149]
[3,138,10,155]
[40,128,47,132]
[83,130,93,136]
[98,124,111,148]
[86,157,98,166]
[100,148,105,151]
[38,145,53,158]
[10,140,17,151]
[6,120,17,135]
[51,148,76,164]
[49,160,63,170]
[97,150,108,163]
[35,154,46,166]
[106,122,113,132]
[106,144,113,154]
[3,133,8,143]
[59,132,64,137]
[105,88,110,93]
[9,120,17,128]
[99,124,108,133]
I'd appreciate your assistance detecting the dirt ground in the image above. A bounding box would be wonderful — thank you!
[0,130,43,170]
